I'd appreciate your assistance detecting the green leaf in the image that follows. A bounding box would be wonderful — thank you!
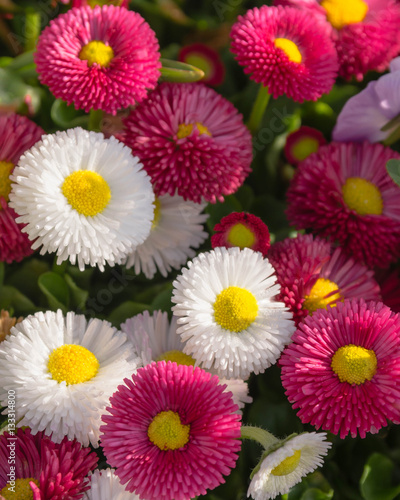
[160,58,204,83]
[108,301,151,328]
[38,272,70,314]
[0,285,37,315]
[300,488,334,500]
[0,67,42,113]
[360,453,400,500]
[50,99,89,129]
[64,274,89,311]
[386,159,400,187]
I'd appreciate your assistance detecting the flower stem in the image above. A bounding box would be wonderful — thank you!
[247,85,271,135]
[88,109,103,132]
[241,425,279,449]
[24,8,41,52]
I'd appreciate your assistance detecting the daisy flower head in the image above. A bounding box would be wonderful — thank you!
[100,361,241,500]
[124,193,208,279]
[0,113,43,263]
[34,5,161,114]
[268,234,381,325]
[248,432,331,500]
[333,57,400,143]
[122,82,253,204]
[286,141,400,268]
[83,469,138,500]
[121,310,252,411]
[0,428,98,500]
[284,126,326,165]
[280,299,400,438]
[0,310,139,447]
[230,5,338,102]
[275,0,400,80]
[9,127,154,271]
[211,212,271,257]
[172,247,296,380]
[178,43,225,86]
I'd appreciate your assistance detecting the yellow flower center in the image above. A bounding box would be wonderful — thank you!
[79,40,114,67]
[0,478,39,500]
[291,137,320,162]
[321,0,368,29]
[271,450,302,476]
[274,38,302,64]
[62,170,111,217]
[176,122,212,140]
[156,350,195,366]
[47,344,99,385]
[227,223,256,249]
[342,177,383,216]
[303,278,342,313]
[0,161,14,203]
[331,344,377,385]
[148,410,190,450]
[213,286,258,332]
[151,197,161,229]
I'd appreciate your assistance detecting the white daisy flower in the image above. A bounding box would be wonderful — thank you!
[121,309,252,411]
[171,247,295,379]
[248,432,332,500]
[9,127,154,271]
[125,193,208,279]
[83,469,139,500]
[0,310,140,447]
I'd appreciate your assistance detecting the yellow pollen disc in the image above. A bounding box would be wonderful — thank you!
[291,137,319,162]
[227,223,256,249]
[148,410,190,450]
[331,344,377,385]
[156,350,195,366]
[271,450,302,476]
[47,344,99,385]
[0,161,14,203]
[176,122,212,140]
[79,40,114,67]
[214,286,258,332]
[321,0,368,29]
[274,38,302,64]
[303,278,342,313]
[342,177,383,216]
[62,170,111,217]
[151,197,161,229]
[0,477,39,500]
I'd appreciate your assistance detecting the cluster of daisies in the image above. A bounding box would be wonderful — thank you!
[0,0,400,500]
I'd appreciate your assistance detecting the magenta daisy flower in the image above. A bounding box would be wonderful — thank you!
[286,141,400,268]
[268,234,381,325]
[284,126,326,165]
[211,212,271,256]
[178,43,225,86]
[34,5,161,115]
[275,0,400,81]
[100,361,241,500]
[0,114,43,263]
[280,299,400,438]
[0,428,98,499]
[121,82,253,203]
[230,5,338,102]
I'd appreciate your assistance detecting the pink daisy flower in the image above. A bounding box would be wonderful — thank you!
[100,361,241,500]
[122,82,252,203]
[230,5,338,102]
[280,299,400,438]
[211,212,271,256]
[34,5,161,115]
[275,0,400,81]
[0,114,43,263]
[0,428,98,499]
[286,141,400,268]
[178,43,225,86]
[284,126,326,165]
[268,234,381,325]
